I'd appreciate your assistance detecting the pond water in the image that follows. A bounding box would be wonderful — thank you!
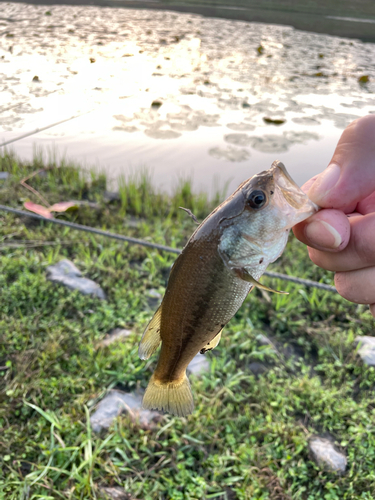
[1,2,375,196]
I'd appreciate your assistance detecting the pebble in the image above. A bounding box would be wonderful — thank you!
[187,353,210,375]
[46,259,106,299]
[99,486,132,500]
[308,436,347,473]
[355,336,375,366]
[103,191,121,202]
[248,361,268,376]
[146,288,162,309]
[90,390,160,432]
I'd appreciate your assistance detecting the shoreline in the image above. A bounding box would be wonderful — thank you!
[6,0,375,43]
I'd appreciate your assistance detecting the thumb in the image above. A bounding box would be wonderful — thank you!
[308,114,375,211]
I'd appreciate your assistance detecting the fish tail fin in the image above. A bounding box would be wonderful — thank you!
[142,373,194,417]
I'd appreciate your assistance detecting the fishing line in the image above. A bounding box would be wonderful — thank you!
[0,109,93,148]
[0,204,338,293]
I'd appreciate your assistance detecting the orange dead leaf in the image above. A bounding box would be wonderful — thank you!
[24,202,53,219]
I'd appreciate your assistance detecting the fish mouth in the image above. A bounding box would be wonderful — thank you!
[271,160,320,227]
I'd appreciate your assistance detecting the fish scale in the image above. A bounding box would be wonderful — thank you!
[156,234,252,383]
[138,161,319,417]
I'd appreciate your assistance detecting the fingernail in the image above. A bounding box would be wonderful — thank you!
[304,220,342,249]
[307,163,341,205]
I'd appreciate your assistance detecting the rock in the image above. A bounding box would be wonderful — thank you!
[90,390,160,432]
[103,191,120,202]
[187,353,210,376]
[123,216,144,229]
[99,486,132,500]
[0,172,10,181]
[308,436,347,473]
[355,336,375,366]
[98,328,132,347]
[46,259,106,299]
[146,288,162,309]
[248,362,268,376]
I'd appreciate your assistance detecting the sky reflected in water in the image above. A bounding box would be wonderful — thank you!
[1,2,375,195]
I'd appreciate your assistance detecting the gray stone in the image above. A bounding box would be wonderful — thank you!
[99,486,131,500]
[187,353,210,376]
[146,288,162,309]
[355,336,375,366]
[46,259,106,299]
[248,362,268,376]
[103,191,120,202]
[90,390,160,432]
[98,328,132,347]
[308,436,347,473]
[0,172,10,181]
[123,216,145,229]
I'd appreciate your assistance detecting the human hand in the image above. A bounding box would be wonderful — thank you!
[292,114,375,317]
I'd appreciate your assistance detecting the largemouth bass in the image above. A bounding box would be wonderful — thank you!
[139,161,319,417]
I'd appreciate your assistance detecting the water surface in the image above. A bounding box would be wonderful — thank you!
[1,3,374,195]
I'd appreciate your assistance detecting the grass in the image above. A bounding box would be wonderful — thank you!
[1,150,375,499]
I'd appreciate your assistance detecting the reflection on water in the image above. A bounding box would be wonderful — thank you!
[0,2,375,195]
[326,16,375,24]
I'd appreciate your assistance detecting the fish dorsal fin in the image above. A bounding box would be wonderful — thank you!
[200,328,223,354]
[234,267,288,295]
[138,306,162,360]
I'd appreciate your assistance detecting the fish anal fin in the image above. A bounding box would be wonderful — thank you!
[233,267,288,295]
[142,373,194,417]
[200,328,223,354]
[138,305,162,360]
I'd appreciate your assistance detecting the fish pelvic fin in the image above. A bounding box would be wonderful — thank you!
[142,373,194,417]
[234,267,288,295]
[138,305,162,360]
[200,328,223,354]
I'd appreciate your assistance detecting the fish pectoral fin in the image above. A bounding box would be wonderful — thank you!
[200,328,223,354]
[138,305,162,360]
[233,267,288,295]
[142,373,194,417]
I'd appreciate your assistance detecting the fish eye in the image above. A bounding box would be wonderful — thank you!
[248,190,267,209]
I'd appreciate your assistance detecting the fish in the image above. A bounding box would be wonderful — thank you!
[138,160,319,417]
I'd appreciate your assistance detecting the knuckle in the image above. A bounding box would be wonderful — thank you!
[334,272,353,301]
[308,248,336,271]
[353,218,375,266]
